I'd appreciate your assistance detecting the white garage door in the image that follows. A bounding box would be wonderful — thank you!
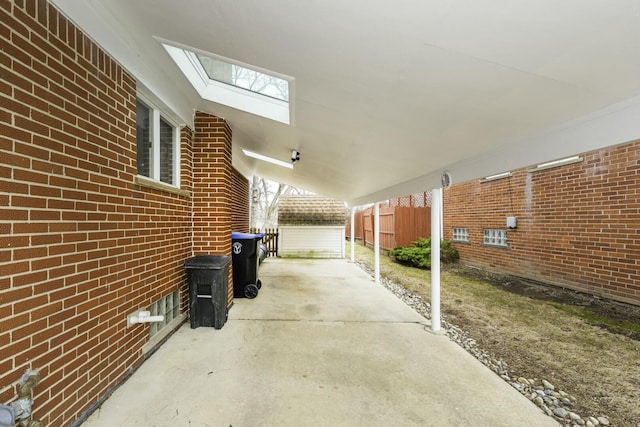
[278,226,345,258]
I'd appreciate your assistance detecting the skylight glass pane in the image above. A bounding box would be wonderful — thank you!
[196,54,289,102]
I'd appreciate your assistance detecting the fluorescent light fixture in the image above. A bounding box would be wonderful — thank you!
[480,171,512,182]
[530,155,583,172]
[242,149,293,169]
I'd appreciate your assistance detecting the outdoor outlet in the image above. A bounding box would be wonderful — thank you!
[507,216,517,229]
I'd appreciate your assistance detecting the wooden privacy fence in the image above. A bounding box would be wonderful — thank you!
[250,228,279,257]
[346,206,431,250]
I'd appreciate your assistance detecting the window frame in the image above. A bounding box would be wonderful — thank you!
[136,95,181,189]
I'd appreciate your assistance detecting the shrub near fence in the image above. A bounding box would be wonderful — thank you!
[391,238,460,269]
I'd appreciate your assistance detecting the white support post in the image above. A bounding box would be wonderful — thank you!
[431,188,441,332]
[350,207,356,262]
[440,187,444,239]
[374,202,380,283]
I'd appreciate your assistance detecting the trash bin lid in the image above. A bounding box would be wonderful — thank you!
[231,232,263,240]
[185,255,231,269]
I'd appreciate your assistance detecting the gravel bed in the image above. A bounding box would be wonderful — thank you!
[356,262,612,427]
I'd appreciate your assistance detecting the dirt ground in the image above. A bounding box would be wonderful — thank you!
[444,265,640,426]
[351,243,640,426]
[450,265,640,340]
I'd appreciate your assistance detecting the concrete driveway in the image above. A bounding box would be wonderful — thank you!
[82,258,558,426]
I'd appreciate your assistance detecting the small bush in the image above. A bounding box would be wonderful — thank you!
[390,238,459,269]
[440,239,460,263]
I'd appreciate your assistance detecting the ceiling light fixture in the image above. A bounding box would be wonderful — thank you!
[530,155,583,172]
[480,171,512,182]
[242,149,294,169]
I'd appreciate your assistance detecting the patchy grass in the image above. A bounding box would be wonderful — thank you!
[547,303,640,338]
[348,241,640,426]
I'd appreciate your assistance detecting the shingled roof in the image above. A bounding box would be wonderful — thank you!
[278,195,348,226]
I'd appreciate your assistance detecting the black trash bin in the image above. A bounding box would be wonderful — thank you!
[185,255,231,329]
[231,232,264,299]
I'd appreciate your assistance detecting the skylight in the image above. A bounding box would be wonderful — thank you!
[161,42,292,124]
[195,54,289,102]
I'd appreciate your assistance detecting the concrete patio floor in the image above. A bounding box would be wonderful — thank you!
[82,258,559,426]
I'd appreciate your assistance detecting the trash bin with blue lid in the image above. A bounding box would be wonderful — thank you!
[185,255,231,329]
[231,232,264,299]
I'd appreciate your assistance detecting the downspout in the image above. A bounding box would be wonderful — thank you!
[431,188,441,332]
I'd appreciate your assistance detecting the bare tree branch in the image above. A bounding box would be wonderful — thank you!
[250,177,307,228]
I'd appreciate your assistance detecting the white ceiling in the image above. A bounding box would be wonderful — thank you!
[51,0,640,206]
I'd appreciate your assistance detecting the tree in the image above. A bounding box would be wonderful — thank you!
[250,177,306,229]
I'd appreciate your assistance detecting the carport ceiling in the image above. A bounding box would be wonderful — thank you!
[51,0,640,206]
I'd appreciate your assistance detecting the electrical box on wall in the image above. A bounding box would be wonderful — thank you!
[507,217,517,229]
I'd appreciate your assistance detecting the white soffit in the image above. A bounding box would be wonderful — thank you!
[49,0,640,205]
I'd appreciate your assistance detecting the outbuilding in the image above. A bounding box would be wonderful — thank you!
[278,196,348,258]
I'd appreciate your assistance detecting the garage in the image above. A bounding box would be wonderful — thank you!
[278,196,348,258]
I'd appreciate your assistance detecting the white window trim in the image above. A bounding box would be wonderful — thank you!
[136,94,181,189]
[172,125,180,189]
[151,108,160,181]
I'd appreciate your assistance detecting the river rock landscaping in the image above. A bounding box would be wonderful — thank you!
[351,242,640,427]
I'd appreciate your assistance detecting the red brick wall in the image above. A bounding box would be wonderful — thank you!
[231,168,250,233]
[443,140,640,306]
[0,1,244,425]
[178,125,194,316]
[192,112,235,307]
[192,113,233,255]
